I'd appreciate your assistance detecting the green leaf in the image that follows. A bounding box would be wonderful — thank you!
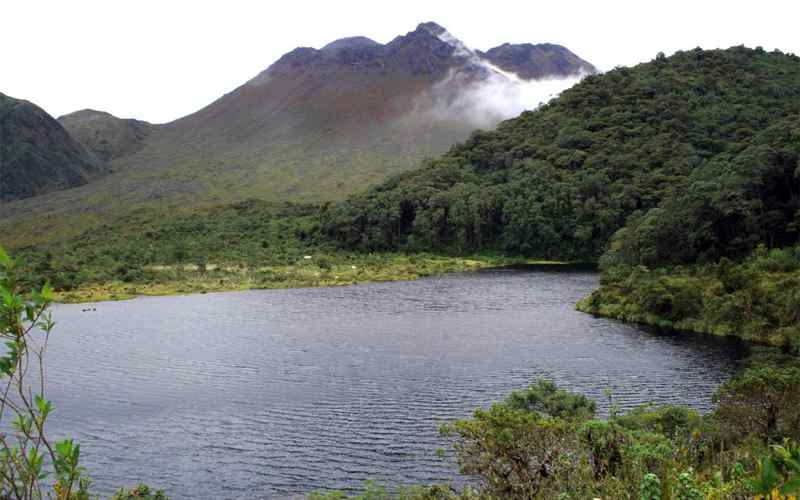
[0,245,10,267]
[55,439,73,458]
[34,394,53,418]
[40,282,54,302]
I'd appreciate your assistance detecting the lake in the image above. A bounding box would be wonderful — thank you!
[43,267,744,499]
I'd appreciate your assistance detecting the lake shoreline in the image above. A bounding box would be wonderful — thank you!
[54,254,584,304]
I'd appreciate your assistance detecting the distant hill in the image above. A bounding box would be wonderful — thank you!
[0,21,593,246]
[0,93,107,202]
[58,109,154,161]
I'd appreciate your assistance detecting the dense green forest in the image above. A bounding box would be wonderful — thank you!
[322,46,800,263]
[579,246,800,349]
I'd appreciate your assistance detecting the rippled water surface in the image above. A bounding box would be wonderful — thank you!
[44,268,743,499]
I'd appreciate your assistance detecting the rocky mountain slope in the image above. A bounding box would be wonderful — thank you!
[0,93,107,202]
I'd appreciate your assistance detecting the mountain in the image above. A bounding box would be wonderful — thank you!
[58,110,154,161]
[117,21,594,199]
[0,22,593,247]
[0,93,108,202]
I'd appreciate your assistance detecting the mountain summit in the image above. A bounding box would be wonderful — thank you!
[115,20,596,202]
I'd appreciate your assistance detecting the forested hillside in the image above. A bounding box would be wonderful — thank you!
[323,47,800,265]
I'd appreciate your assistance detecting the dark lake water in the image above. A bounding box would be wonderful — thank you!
[43,268,744,499]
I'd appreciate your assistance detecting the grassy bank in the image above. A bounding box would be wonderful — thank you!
[578,247,800,350]
[52,253,541,303]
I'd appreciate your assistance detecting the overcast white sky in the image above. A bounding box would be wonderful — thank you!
[3,0,798,124]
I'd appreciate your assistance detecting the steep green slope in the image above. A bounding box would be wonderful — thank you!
[0,93,108,202]
[323,47,800,263]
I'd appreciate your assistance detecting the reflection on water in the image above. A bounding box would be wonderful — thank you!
[44,268,743,499]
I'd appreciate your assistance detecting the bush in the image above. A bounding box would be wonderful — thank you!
[0,246,93,498]
[110,484,169,500]
[713,366,800,442]
[504,379,596,421]
[441,402,579,498]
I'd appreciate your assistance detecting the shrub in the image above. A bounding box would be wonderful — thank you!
[441,403,579,498]
[110,484,169,500]
[0,245,166,499]
[713,366,800,442]
[639,472,661,500]
[504,379,596,421]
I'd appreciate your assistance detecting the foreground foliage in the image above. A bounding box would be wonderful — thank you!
[0,246,91,499]
[438,368,800,499]
[0,245,165,498]
[308,357,800,499]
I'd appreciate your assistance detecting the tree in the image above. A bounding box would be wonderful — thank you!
[713,365,800,442]
[440,403,577,499]
[504,379,596,421]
